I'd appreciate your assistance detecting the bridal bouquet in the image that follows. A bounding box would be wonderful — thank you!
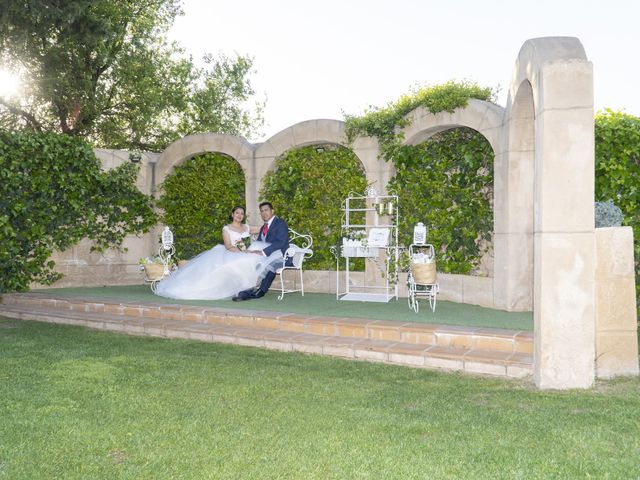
[235,232,252,251]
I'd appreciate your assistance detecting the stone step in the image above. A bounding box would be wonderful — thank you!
[0,293,533,354]
[0,299,532,379]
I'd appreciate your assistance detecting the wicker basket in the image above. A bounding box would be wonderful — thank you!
[411,261,437,284]
[144,263,165,281]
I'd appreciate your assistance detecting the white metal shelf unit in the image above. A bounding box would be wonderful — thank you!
[334,193,399,303]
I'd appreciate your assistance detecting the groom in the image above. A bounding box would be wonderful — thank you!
[232,202,290,301]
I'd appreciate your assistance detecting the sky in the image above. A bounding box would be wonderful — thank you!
[168,0,639,142]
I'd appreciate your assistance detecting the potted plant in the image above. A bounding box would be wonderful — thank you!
[139,256,174,281]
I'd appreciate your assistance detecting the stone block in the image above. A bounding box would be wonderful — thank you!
[335,318,368,338]
[254,315,281,330]
[506,364,533,378]
[513,332,534,354]
[423,356,463,371]
[462,275,494,308]
[536,107,594,232]
[354,348,388,362]
[367,321,403,342]
[595,278,638,331]
[264,128,296,158]
[436,273,463,303]
[464,361,507,376]
[492,241,517,298]
[315,119,345,144]
[306,321,336,336]
[473,334,516,352]
[400,325,436,345]
[595,332,640,378]
[535,232,596,389]
[595,227,635,278]
[278,316,308,333]
[388,352,425,366]
[291,120,317,145]
[538,61,593,112]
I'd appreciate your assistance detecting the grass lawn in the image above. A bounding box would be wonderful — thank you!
[1,317,639,479]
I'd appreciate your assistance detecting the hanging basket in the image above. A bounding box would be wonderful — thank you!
[144,264,165,281]
[411,262,437,284]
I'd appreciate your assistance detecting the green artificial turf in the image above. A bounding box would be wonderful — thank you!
[35,285,534,331]
[1,317,639,479]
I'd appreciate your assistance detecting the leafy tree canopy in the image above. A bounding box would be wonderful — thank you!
[0,0,263,150]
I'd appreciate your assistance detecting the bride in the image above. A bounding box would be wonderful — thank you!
[154,206,282,300]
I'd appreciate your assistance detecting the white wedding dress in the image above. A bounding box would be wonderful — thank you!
[155,225,283,300]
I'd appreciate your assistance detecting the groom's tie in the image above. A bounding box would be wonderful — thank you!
[261,223,268,239]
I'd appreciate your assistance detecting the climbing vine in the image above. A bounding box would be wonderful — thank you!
[157,152,245,260]
[344,80,494,160]
[345,81,496,274]
[260,145,368,270]
[388,128,494,273]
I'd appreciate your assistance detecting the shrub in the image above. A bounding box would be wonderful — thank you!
[157,152,245,259]
[0,131,157,292]
[594,200,624,228]
[594,109,640,308]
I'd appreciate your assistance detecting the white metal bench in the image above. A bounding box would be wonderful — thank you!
[276,229,313,300]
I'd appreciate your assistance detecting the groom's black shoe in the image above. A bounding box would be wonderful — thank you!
[232,288,264,301]
[232,289,253,302]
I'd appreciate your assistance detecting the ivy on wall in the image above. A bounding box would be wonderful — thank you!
[388,128,494,274]
[344,81,496,274]
[260,145,368,270]
[594,109,640,306]
[157,152,245,259]
[344,81,494,160]
[0,131,157,292]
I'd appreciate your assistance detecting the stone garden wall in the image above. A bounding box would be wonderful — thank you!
[42,36,638,388]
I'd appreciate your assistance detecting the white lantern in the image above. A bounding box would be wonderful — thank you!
[413,222,427,245]
[162,226,174,251]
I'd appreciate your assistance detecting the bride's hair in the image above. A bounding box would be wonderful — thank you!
[229,205,245,222]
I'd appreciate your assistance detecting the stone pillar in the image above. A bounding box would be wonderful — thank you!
[533,59,596,389]
[493,82,535,312]
[594,227,639,378]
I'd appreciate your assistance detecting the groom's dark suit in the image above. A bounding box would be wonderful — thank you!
[260,216,289,257]
[234,216,291,300]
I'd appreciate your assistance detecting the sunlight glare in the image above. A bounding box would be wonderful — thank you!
[0,68,21,98]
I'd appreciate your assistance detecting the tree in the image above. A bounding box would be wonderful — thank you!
[0,0,263,150]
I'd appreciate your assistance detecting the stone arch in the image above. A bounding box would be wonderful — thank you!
[500,37,596,389]
[402,99,505,154]
[155,133,255,197]
[399,103,504,278]
[252,119,377,220]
